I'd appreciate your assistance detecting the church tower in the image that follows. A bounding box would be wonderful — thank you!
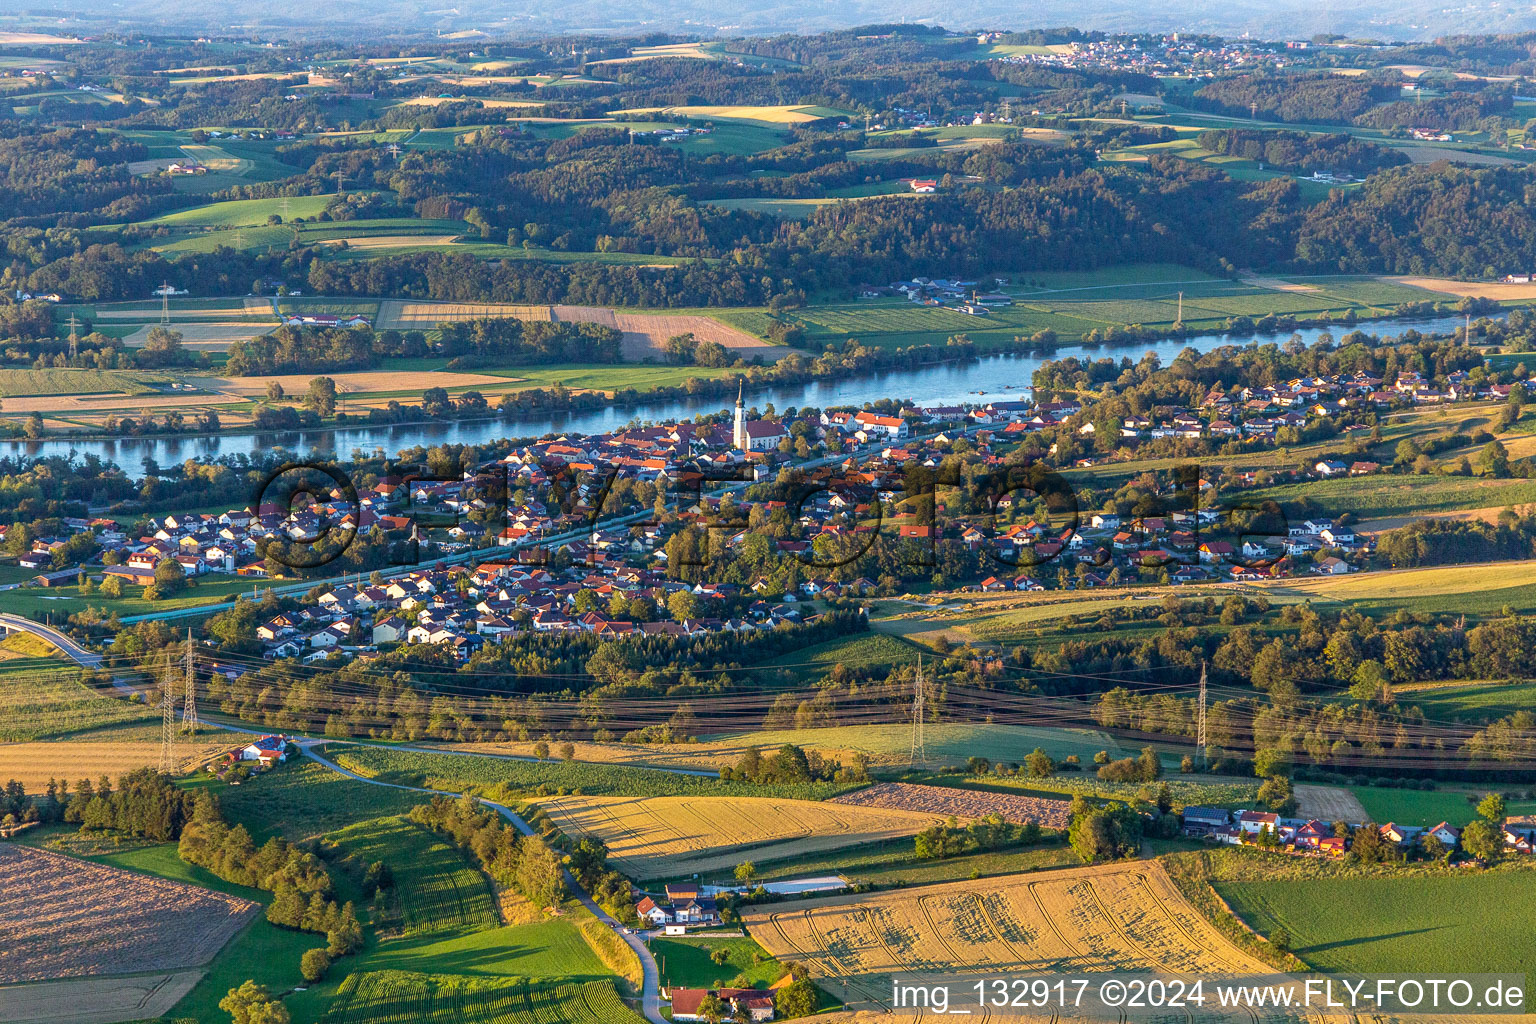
[733,380,746,450]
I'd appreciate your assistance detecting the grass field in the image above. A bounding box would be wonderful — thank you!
[141,193,344,228]
[744,862,1268,1009]
[1345,784,1536,825]
[533,793,938,880]
[1394,680,1536,722]
[1258,560,1536,617]
[649,934,781,990]
[214,760,423,843]
[1218,868,1536,974]
[324,815,498,936]
[319,971,645,1024]
[1244,474,1536,521]
[0,576,264,620]
[761,630,925,679]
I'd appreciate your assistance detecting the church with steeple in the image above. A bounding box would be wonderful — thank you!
[731,380,786,452]
[733,380,746,450]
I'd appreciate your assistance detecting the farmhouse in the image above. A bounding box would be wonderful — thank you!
[240,735,289,765]
[669,987,775,1022]
[635,896,671,925]
[1181,806,1231,836]
[283,313,371,328]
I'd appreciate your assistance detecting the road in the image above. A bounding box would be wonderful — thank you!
[302,742,665,1024]
[0,613,105,668]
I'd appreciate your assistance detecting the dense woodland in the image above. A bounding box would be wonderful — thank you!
[3,28,1536,314]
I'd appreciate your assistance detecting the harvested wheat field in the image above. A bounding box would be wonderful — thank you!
[534,794,940,879]
[744,862,1270,1009]
[0,737,230,790]
[122,323,276,350]
[204,369,507,397]
[1292,784,1368,822]
[553,305,783,361]
[0,845,258,983]
[830,782,1072,830]
[321,233,462,250]
[1,392,240,414]
[1388,276,1536,300]
[375,299,553,329]
[1397,146,1518,166]
[0,970,204,1024]
[93,305,269,321]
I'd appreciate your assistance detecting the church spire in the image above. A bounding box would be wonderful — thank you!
[733,379,746,450]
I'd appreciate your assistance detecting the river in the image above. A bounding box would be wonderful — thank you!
[1,314,1489,468]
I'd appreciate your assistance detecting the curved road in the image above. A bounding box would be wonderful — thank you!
[0,613,105,669]
[302,742,665,1024]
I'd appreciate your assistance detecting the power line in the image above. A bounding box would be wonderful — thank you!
[159,669,177,772]
[182,629,199,734]
[1196,658,1207,769]
[909,655,926,766]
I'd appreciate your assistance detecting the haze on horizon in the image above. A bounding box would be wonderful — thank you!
[17,0,1536,43]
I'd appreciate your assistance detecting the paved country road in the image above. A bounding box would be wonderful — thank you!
[302,742,666,1024]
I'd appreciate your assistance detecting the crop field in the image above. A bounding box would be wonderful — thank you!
[743,862,1268,1008]
[532,793,939,879]
[208,368,506,397]
[376,300,552,329]
[762,631,925,679]
[1286,276,1459,306]
[122,322,276,350]
[1258,560,1536,617]
[830,782,1072,829]
[0,368,169,398]
[0,970,205,1024]
[916,771,1262,809]
[705,722,1126,769]
[82,298,274,321]
[0,664,152,740]
[319,972,645,1024]
[1391,275,1536,300]
[325,815,497,936]
[332,745,856,801]
[1217,870,1536,974]
[622,104,850,124]
[0,845,258,983]
[0,726,230,790]
[554,305,777,360]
